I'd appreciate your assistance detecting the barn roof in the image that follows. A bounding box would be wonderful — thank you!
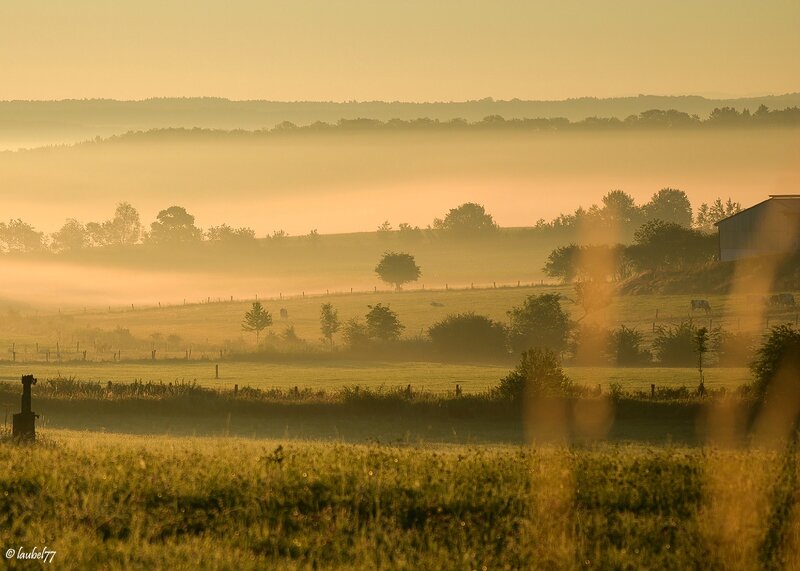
[715,195,800,226]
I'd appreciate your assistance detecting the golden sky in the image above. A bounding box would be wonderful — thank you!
[1,0,798,101]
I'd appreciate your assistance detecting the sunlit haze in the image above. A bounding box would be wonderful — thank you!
[0,0,798,101]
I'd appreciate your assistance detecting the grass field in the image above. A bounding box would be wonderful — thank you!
[2,430,798,570]
[2,284,797,356]
[0,361,749,394]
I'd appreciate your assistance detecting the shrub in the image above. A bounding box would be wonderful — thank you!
[428,312,508,359]
[608,325,652,365]
[714,330,757,367]
[342,318,370,349]
[495,348,574,401]
[750,324,800,400]
[653,321,700,366]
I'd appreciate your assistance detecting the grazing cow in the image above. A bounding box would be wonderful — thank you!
[769,293,796,309]
[691,299,711,314]
[280,308,289,319]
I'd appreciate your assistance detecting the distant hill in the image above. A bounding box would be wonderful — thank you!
[2,94,800,150]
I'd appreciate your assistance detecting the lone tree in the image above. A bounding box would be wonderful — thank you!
[433,202,498,237]
[375,252,421,291]
[319,303,341,347]
[365,303,404,341]
[242,302,272,344]
[507,293,572,353]
[148,206,203,246]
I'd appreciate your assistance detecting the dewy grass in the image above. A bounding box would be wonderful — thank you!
[2,431,798,570]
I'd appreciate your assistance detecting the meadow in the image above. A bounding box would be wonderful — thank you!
[1,430,797,570]
[3,284,796,355]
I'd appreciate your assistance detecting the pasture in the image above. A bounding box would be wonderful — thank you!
[2,284,797,356]
[0,362,749,394]
[2,430,798,570]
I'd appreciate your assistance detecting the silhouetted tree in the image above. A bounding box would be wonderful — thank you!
[206,224,256,242]
[694,198,742,232]
[507,294,571,353]
[0,219,44,253]
[365,303,404,341]
[627,220,715,271]
[433,203,498,236]
[319,303,340,347]
[241,302,272,344]
[106,202,143,245]
[375,252,421,291]
[148,206,202,246]
[643,188,693,227]
[51,219,89,253]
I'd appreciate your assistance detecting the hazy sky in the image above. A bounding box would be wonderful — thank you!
[1,0,797,101]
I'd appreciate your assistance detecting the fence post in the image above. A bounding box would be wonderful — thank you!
[215,364,219,379]
[651,384,655,398]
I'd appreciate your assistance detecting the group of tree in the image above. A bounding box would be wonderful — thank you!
[535,188,739,241]
[544,218,719,282]
[0,203,283,255]
[240,294,798,383]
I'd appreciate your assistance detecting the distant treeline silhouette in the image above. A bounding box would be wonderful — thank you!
[0,189,736,256]
[59,105,800,147]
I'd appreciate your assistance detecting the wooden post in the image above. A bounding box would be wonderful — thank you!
[651,384,655,398]
[215,364,219,379]
[234,384,238,396]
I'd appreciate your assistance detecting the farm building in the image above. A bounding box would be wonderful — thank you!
[716,195,800,262]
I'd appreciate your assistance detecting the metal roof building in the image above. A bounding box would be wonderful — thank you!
[716,195,800,262]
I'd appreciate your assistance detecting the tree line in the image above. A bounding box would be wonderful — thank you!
[81,105,800,146]
[0,191,736,255]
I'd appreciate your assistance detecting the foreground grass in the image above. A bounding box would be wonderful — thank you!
[1,430,798,570]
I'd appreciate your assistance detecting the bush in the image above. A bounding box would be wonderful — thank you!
[428,313,508,359]
[570,324,611,365]
[609,325,652,366]
[714,330,757,367]
[495,348,574,401]
[750,324,800,400]
[653,321,700,366]
[507,294,572,353]
[342,318,370,349]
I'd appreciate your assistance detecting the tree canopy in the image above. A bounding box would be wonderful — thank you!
[433,203,498,237]
[507,294,571,353]
[365,303,404,341]
[148,206,203,246]
[375,252,421,291]
[241,302,273,343]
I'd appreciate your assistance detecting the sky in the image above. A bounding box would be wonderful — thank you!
[0,0,798,102]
